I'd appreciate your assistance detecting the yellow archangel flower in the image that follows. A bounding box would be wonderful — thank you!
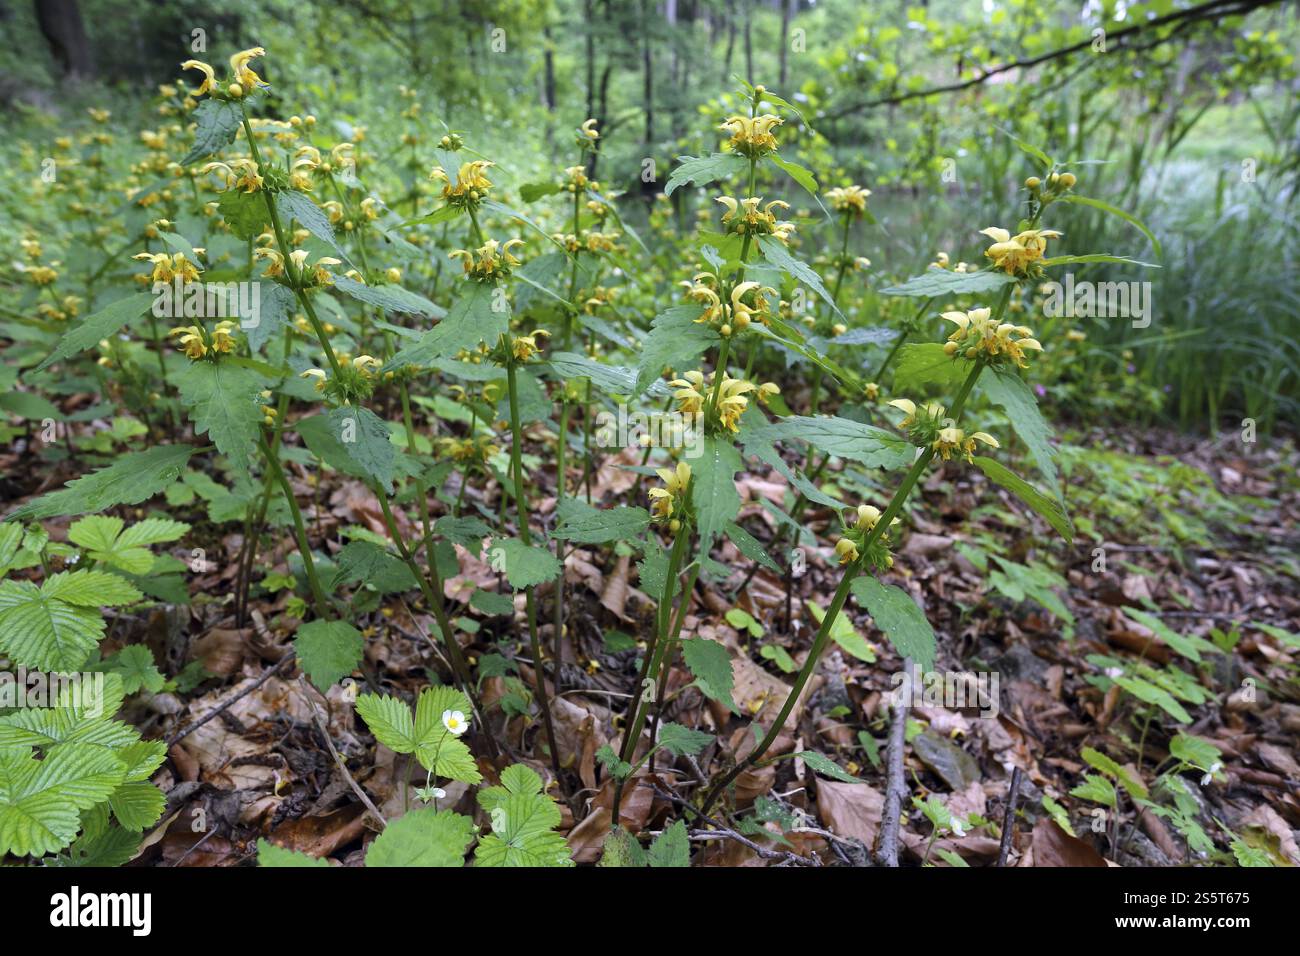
[27,265,58,286]
[941,308,1043,368]
[169,325,207,359]
[511,329,550,362]
[300,368,328,392]
[180,59,216,96]
[210,320,238,353]
[825,184,871,215]
[714,374,756,432]
[430,160,494,204]
[134,251,200,285]
[579,119,600,143]
[450,238,523,281]
[719,113,783,158]
[668,371,707,416]
[564,165,589,190]
[229,47,268,91]
[253,247,284,278]
[887,398,946,430]
[932,426,999,463]
[648,461,691,521]
[834,538,859,565]
[201,158,263,193]
[715,196,792,241]
[352,354,382,379]
[728,281,776,331]
[286,249,342,286]
[980,227,1062,275]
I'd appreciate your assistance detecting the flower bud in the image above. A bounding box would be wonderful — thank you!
[1025,176,1041,189]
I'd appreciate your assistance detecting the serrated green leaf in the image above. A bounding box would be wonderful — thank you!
[881,269,1015,298]
[365,808,474,867]
[37,293,155,372]
[799,750,864,784]
[296,405,400,494]
[488,537,561,591]
[849,576,936,670]
[180,98,244,165]
[217,188,271,240]
[647,819,690,867]
[552,499,650,544]
[333,276,442,318]
[664,152,747,195]
[971,456,1072,542]
[893,342,974,392]
[657,722,714,757]
[692,435,742,549]
[0,744,127,857]
[257,838,331,867]
[174,361,269,475]
[680,637,737,712]
[384,281,508,371]
[748,416,913,470]
[759,236,844,320]
[295,620,364,690]
[980,367,1060,494]
[634,304,716,396]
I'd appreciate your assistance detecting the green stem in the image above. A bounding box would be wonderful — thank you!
[258,434,331,620]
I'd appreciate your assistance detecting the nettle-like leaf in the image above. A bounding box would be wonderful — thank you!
[692,435,743,550]
[971,456,1073,542]
[37,292,155,372]
[656,722,714,758]
[67,515,189,575]
[180,97,244,165]
[747,416,913,471]
[552,499,650,544]
[798,750,865,784]
[296,405,402,494]
[365,807,475,867]
[474,764,572,867]
[758,236,844,320]
[598,820,690,867]
[295,619,364,691]
[355,686,482,784]
[849,576,936,671]
[174,360,270,476]
[664,152,747,195]
[333,276,442,319]
[487,537,561,591]
[4,445,195,521]
[880,268,1016,298]
[893,342,975,392]
[0,744,127,857]
[384,280,509,372]
[680,637,737,712]
[0,571,141,671]
[979,367,1061,494]
[633,303,715,397]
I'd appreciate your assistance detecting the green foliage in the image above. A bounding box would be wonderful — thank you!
[474,764,572,867]
[355,686,483,784]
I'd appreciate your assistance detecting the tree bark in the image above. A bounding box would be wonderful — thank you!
[34,0,93,78]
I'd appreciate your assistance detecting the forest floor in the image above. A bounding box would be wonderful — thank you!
[5,422,1296,867]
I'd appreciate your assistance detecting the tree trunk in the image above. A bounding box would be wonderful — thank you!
[34,0,93,78]
[778,0,792,88]
[743,0,753,83]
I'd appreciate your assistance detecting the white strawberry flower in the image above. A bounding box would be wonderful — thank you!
[442,709,468,736]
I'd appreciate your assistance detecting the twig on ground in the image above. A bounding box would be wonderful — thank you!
[294,677,388,826]
[165,650,295,747]
[875,658,914,867]
[997,766,1024,867]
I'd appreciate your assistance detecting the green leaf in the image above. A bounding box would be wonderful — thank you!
[108,781,165,831]
[880,268,1016,299]
[759,236,843,320]
[692,435,743,549]
[0,391,61,421]
[598,826,648,867]
[725,521,780,574]
[664,152,747,196]
[295,620,364,690]
[0,745,127,857]
[257,838,330,867]
[680,637,737,712]
[807,599,875,663]
[174,361,269,475]
[365,808,474,867]
[647,819,691,867]
[657,722,714,757]
[333,276,442,318]
[980,367,1060,493]
[246,282,296,353]
[971,456,1072,542]
[355,687,482,784]
[1124,609,1220,664]
[67,516,189,575]
[634,304,717,396]
[849,576,936,670]
[384,281,509,371]
[469,589,515,616]
[333,541,417,594]
[217,188,271,240]
[748,416,912,470]
[6,445,195,521]
[296,406,400,494]
[37,293,155,372]
[1112,675,1192,723]
[1070,773,1117,808]
[1041,254,1159,269]
[0,571,142,671]
[893,342,974,392]
[799,750,865,784]
[552,499,650,544]
[489,537,561,591]
[180,98,244,165]
[1058,194,1162,260]
[434,515,493,555]
[1169,734,1222,773]
[760,644,796,672]
[769,154,818,195]
[549,351,668,398]
[1081,747,1148,799]
[106,645,166,695]
[277,190,352,265]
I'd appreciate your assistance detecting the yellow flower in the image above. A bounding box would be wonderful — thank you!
[756,382,781,405]
[511,329,550,362]
[450,238,523,281]
[430,160,494,205]
[853,505,884,532]
[649,461,691,522]
[254,248,284,278]
[211,320,238,353]
[825,184,871,215]
[169,325,207,359]
[932,427,999,463]
[942,308,1043,368]
[668,371,706,415]
[299,368,327,392]
[579,118,600,142]
[834,538,860,565]
[229,47,267,91]
[715,375,756,432]
[980,226,1062,275]
[719,113,783,158]
[27,265,58,286]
